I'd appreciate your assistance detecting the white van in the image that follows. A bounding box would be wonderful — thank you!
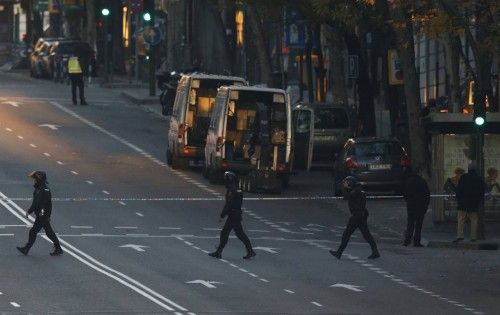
[166,74,246,169]
[204,86,292,189]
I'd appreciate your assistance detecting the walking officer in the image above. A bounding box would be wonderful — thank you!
[68,48,88,106]
[16,171,63,256]
[330,176,380,260]
[209,171,256,259]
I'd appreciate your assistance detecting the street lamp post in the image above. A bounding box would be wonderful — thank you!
[101,8,110,83]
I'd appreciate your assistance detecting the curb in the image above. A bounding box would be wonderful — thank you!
[427,240,499,250]
[120,90,159,105]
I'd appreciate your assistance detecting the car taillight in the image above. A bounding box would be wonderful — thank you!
[401,157,411,167]
[216,137,223,152]
[276,163,286,172]
[182,146,189,156]
[345,157,358,170]
[178,124,185,139]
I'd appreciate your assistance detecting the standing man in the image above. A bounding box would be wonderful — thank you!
[403,167,430,247]
[17,171,63,256]
[209,172,256,259]
[68,48,88,106]
[330,176,380,259]
[454,163,485,242]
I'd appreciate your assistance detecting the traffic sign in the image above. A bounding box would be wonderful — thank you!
[142,27,163,46]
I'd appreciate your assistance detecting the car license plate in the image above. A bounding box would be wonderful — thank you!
[369,164,392,170]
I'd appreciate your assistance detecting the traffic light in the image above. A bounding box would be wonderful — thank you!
[142,12,152,22]
[474,101,486,126]
[101,8,110,16]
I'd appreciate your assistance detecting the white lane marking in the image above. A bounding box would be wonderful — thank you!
[0,234,15,236]
[0,291,2,295]
[203,228,221,231]
[159,227,181,230]
[120,244,149,252]
[136,212,144,217]
[2,101,20,107]
[5,127,12,132]
[119,201,126,206]
[330,283,363,292]
[238,268,248,273]
[102,190,110,195]
[186,280,222,289]
[71,226,93,229]
[115,226,138,229]
[312,302,323,307]
[248,273,258,278]
[10,302,20,308]
[125,234,149,237]
[253,246,279,254]
[29,143,37,148]
[43,152,51,157]
[82,233,104,236]
[57,161,64,165]
[284,289,295,294]
[259,278,269,283]
[71,171,79,175]
[248,229,270,233]
[38,124,60,130]
[86,180,93,184]
[17,135,24,140]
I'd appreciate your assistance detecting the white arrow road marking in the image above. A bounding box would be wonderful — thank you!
[38,124,61,130]
[253,246,279,254]
[330,283,363,292]
[2,101,20,107]
[307,224,326,228]
[186,280,223,289]
[119,244,149,252]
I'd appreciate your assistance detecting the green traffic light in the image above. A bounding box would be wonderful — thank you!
[475,116,485,126]
[143,12,152,21]
[101,8,110,16]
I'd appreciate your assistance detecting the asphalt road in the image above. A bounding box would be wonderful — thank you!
[0,72,498,315]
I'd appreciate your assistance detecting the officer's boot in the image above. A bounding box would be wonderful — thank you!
[50,244,63,256]
[16,245,30,256]
[329,249,343,259]
[243,247,256,259]
[208,247,222,259]
[368,247,380,259]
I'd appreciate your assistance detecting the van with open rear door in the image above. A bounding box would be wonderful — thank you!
[165,74,246,169]
[205,86,292,193]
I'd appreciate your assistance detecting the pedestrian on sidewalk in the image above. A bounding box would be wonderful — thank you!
[209,171,256,260]
[403,167,430,247]
[330,176,380,260]
[16,171,63,256]
[68,48,88,106]
[454,163,485,243]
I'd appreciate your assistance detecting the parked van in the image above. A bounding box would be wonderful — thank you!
[205,86,292,190]
[292,102,352,169]
[166,73,246,169]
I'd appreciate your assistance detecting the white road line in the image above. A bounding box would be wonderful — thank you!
[248,273,258,278]
[86,180,93,184]
[259,278,269,283]
[159,227,181,230]
[115,226,138,229]
[17,135,24,140]
[0,234,15,236]
[311,302,323,307]
[71,226,93,229]
[0,291,2,295]
[5,127,12,132]
[10,302,20,308]
[284,289,295,294]
[119,201,126,206]
[136,212,144,217]
[82,233,104,236]
[71,171,79,175]
[43,152,51,157]
[248,229,270,233]
[126,234,149,237]
[29,143,37,148]
[203,228,221,231]
[102,190,110,195]
[57,161,64,165]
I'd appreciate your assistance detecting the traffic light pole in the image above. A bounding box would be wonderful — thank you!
[476,128,486,240]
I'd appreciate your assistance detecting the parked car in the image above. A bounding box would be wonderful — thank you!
[205,85,292,191]
[292,102,352,169]
[165,73,246,169]
[30,38,58,78]
[333,137,411,195]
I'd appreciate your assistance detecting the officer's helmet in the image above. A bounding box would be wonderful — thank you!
[224,171,238,188]
[342,176,358,189]
[28,171,48,184]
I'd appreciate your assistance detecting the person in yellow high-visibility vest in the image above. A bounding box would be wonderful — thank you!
[68,53,88,105]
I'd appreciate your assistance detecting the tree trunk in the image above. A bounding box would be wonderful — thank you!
[322,25,348,104]
[246,3,272,86]
[444,34,461,112]
[392,10,428,172]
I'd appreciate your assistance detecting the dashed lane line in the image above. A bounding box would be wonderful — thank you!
[311,302,323,307]
[71,226,94,229]
[10,302,20,308]
[71,171,79,175]
[29,143,37,148]
[136,212,144,217]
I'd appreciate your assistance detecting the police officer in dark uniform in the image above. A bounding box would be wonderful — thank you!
[16,171,63,256]
[209,171,256,259]
[330,176,380,259]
